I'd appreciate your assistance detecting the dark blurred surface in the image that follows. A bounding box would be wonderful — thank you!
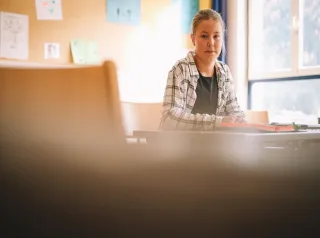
[1,139,320,238]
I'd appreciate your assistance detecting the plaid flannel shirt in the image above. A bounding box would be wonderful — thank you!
[160,51,245,130]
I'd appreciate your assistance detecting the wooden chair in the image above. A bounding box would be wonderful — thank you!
[121,101,162,141]
[0,61,124,152]
[244,110,269,124]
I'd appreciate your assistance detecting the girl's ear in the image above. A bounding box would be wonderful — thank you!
[190,34,195,46]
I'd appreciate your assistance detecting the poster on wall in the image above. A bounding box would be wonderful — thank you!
[35,0,63,20]
[0,12,29,60]
[44,42,60,59]
[172,0,199,34]
[106,0,141,25]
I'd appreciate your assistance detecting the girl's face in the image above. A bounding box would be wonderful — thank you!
[191,19,223,63]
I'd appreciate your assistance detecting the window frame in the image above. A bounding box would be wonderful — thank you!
[248,0,320,80]
[248,74,320,110]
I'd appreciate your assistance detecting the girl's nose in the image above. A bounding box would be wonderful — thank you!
[207,38,214,47]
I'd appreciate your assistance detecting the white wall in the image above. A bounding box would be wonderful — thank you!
[227,0,248,110]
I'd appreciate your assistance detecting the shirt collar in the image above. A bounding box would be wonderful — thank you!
[186,51,227,77]
[186,51,199,76]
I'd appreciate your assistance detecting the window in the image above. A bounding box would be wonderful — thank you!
[302,0,320,67]
[249,77,320,124]
[248,0,320,124]
[249,0,320,79]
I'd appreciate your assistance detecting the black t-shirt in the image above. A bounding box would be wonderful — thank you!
[191,68,219,115]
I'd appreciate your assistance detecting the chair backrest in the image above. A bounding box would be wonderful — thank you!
[121,102,162,135]
[0,61,124,150]
[244,110,269,124]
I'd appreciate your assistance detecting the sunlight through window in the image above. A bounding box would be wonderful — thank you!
[118,3,188,103]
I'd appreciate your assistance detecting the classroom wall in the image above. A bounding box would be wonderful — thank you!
[200,0,211,9]
[0,0,210,65]
[0,1,168,65]
[0,0,211,102]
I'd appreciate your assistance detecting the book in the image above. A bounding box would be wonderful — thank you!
[219,123,296,133]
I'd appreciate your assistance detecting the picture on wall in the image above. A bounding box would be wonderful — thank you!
[106,0,141,25]
[44,42,60,59]
[0,12,29,60]
[35,0,63,20]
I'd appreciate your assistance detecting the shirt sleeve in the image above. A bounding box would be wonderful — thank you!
[224,65,246,121]
[160,67,223,130]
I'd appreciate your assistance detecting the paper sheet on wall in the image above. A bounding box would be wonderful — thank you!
[70,39,86,64]
[0,12,29,60]
[70,39,99,65]
[44,42,60,59]
[106,0,141,25]
[172,0,199,34]
[86,41,99,64]
[35,0,63,20]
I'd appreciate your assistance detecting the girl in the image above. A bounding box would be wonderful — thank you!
[160,9,245,130]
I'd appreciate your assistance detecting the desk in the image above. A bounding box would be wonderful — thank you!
[133,130,320,158]
[133,130,320,142]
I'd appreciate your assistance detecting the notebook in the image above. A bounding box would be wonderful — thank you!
[219,123,296,133]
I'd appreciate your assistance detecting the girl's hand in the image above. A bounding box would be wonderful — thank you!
[222,116,246,124]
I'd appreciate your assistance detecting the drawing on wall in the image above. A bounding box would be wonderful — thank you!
[0,12,29,60]
[70,39,99,65]
[44,42,60,59]
[106,0,141,25]
[172,0,199,34]
[35,0,63,20]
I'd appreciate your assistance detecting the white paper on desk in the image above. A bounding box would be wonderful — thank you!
[0,12,29,60]
[35,0,63,20]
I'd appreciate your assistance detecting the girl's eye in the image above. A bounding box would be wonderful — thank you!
[214,35,221,39]
[201,35,208,39]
